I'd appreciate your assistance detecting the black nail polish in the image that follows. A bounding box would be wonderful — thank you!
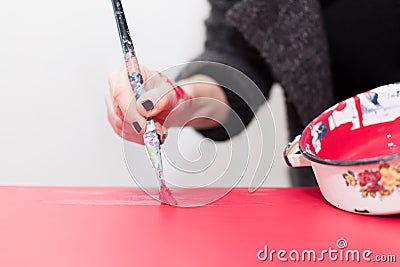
[141,100,154,111]
[157,133,164,145]
[161,128,168,142]
[132,121,142,133]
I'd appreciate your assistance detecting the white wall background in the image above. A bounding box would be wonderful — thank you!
[0,0,289,187]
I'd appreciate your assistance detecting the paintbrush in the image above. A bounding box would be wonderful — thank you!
[111,0,177,205]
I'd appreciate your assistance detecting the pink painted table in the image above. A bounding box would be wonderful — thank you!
[0,186,398,266]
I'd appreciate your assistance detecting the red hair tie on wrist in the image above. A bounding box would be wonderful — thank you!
[173,85,185,100]
[157,71,192,105]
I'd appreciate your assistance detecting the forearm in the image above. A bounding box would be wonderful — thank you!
[177,74,229,129]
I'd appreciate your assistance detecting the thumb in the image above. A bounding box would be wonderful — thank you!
[136,88,177,118]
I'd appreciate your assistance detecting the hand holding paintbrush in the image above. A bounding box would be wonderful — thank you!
[110,0,178,205]
[107,1,232,206]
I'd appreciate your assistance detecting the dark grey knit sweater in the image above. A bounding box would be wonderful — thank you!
[178,0,335,135]
[178,0,400,185]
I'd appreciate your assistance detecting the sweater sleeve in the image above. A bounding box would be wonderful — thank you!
[176,0,274,141]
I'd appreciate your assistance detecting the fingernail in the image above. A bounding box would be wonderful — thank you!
[158,133,164,145]
[159,128,168,145]
[132,121,142,133]
[162,127,168,140]
[141,100,154,111]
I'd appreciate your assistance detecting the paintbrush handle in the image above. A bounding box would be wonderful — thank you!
[111,0,164,181]
[111,0,157,133]
[110,0,177,206]
[111,0,146,100]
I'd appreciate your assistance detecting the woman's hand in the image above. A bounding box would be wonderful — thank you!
[105,65,229,145]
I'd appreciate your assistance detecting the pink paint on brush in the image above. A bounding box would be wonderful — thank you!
[159,184,178,206]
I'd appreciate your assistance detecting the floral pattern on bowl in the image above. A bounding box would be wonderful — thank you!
[342,162,400,199]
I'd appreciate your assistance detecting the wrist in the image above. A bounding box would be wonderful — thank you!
[175,74,229,129]
[177,74,227,104]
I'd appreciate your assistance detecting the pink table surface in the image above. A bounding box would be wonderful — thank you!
[0,186,399,266]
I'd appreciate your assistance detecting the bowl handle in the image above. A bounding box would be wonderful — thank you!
[284,135,311,167]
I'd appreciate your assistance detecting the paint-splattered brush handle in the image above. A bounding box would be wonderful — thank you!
[111,0,177,205]
[111,0,159,131]
[111,0,146,100]
[111,0,168,184]
[111,0,158,136]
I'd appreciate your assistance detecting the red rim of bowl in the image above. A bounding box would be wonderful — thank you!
[298,82,400,166]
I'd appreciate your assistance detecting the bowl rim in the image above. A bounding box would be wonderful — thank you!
[298,83,400,166]
[299,143,400,166]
